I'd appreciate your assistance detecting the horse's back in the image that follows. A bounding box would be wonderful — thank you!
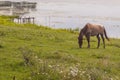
[86,23,103,28]
[84,23,104,35]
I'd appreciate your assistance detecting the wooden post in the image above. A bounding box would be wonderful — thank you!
[19,18,21,24]
[23,18,25,24]
[33,17,35,24]
[45,16,47,26]
[26,18,28,23]
[28,17,31,23]
[49,16,50,27]
[17,18,19,23]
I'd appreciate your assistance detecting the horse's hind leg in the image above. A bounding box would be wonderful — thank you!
[101,34,105,48]
[97,34,100,48]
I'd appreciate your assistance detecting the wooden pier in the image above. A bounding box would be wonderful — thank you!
[0,1,37,16]
[13,17,35,24]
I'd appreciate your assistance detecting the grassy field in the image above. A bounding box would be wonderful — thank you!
[0,16,120,80]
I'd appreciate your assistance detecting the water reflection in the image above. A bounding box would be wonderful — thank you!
[21,2,120,38]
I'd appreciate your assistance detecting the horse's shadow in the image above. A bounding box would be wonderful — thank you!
[71,47,99,50]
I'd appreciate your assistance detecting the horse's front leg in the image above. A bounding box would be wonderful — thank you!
[96,34,100,48]
[86,34,90,48]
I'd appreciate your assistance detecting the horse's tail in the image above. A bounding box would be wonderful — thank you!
[104,27,109,41]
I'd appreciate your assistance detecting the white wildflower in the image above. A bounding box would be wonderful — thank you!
[59,70,63,73]
[37,72,40,75]
[110,78,113,80]
[48,65,52,68]
[82,71,86,74]
[35,56,38,59]
[28,77,32,80]
[70,67,78,77]
[57,65,60,67]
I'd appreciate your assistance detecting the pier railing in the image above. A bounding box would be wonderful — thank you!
[13,17,35,24]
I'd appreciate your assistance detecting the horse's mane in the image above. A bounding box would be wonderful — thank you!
[79,24,87,35]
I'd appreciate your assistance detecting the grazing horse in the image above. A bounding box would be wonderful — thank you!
[78,23,109,48]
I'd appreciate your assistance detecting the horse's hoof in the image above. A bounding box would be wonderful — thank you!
[87,47,90,48]
[97,47,99,49]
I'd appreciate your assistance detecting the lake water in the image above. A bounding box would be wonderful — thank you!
[11,0,120,38]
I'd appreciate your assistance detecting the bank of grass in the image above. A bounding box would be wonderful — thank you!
[0,16,120,80]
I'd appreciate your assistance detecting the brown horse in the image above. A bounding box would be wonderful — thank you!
[78,23,109,48]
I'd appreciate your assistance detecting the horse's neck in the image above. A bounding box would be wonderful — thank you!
[81,28,85,35]
[79,31,84,39]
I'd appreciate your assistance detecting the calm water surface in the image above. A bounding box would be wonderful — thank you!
[11,0,120,38]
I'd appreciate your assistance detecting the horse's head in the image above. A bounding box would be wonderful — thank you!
[78,36,83,48]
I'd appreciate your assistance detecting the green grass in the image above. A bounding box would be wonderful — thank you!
[0,16,120,80]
